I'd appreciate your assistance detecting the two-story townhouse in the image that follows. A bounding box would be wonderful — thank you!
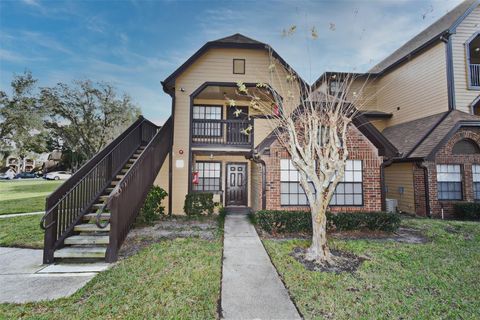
[155,34,397,215]
[314,0,480,217]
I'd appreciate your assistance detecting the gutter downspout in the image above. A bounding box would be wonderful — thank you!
[441,32,456,110]
[249,152,267,210]
[380,159,394,212]
[417,162,432,218]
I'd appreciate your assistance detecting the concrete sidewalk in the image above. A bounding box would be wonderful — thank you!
[0,212,44,219]
[0,247,110,303]
[221,211,301,320]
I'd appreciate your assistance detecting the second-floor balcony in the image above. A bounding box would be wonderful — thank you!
[469,63,480,88]
[191,119,254,148]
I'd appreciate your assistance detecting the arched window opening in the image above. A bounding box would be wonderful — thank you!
[452,139,480,155]
[467,33,480,88]
[473,98,480,116]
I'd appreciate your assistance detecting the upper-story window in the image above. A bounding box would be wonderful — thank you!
[466,33,480,89]
[192,105,222,137]
[233,59,245,74]
[329,80,344,97]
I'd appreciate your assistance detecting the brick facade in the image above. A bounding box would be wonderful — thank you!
[414,127,480,217]
[257,126,384,212]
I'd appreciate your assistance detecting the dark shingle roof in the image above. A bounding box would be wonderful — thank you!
[213,33,265,45]
[369,0,479,73]
[382,110,480,159]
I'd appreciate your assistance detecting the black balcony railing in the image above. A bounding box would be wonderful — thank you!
[191,119,254,147]
[470,63,480,88]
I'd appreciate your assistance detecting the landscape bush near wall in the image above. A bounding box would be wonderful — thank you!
[453,203,480,220]
[251,210,401,234]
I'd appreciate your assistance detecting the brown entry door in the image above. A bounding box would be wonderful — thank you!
[226,163,247,206]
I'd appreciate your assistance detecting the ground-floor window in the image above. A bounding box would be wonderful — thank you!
[193,161,221,192]
[472,164,480,200]
[279,159,363,206]
[437,164,462,200]
[330,160,363,206]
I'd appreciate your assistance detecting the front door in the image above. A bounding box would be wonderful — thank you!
[226,163,247,206]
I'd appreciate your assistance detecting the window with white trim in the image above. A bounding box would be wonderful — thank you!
[280,159,313,205]
[279,159,363,206]
[330,160,363,206]
[193,161,221,192]
[473,164,480,200]
[437,164,462,200]
[192,105,222,137]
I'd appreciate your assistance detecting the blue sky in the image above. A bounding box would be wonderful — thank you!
[0,0,463,124]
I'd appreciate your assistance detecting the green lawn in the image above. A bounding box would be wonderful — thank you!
[263,218,480,319]
[0,215,44,248]
[0,180,62,215]
[0,237,223,319]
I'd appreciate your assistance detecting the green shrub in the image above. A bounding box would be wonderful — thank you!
[454,202,480,220]
[252,210,400,234]
[184,193,215,216]
[137,186,168,225]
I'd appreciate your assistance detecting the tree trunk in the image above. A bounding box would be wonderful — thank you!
[306,203,332,262]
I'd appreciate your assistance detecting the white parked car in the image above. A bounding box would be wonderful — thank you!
[45,171,72,180]
[0,168,16,180]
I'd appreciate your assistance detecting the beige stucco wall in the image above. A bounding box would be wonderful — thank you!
[385,162,415,213]
[170,47,300,214]
[452,4,480,113]
[375,42,449,126]
[153,152,170,213]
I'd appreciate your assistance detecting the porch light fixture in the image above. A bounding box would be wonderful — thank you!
[210,153,214,159]
[180,87,185,92]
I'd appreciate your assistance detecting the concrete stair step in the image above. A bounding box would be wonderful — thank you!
[83,213,111,221]
[54,247,106,259]
[92,203,105,209]
[116,175,124,179]
[105,187,114,193]
[64,235,110,245]
[74,223,110,232]
[99,195,109,201]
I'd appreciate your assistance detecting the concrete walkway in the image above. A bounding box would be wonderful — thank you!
[0,247,110,303]
[221,211,301,320]
[0,212,44,219]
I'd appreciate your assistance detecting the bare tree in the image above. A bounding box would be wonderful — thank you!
[227,48,365,263]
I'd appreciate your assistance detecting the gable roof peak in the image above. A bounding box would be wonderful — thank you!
[211,33,265,45]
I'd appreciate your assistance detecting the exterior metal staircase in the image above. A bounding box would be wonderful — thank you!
[40,117,172,263]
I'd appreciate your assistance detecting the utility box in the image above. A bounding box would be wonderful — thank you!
[386,198,398,213]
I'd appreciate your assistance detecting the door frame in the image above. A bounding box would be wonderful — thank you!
[225,162,248,206]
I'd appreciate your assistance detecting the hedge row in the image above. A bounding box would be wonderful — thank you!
[251,210,401,234]
[454,203,480,220]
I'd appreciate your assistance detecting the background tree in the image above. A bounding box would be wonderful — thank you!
[230,34,367,264]
[40,80,141,161]
[0,71,47,166]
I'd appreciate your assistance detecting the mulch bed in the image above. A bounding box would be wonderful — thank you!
[119,217,218,259]
[290,247,367,273]
[259,227,428,244]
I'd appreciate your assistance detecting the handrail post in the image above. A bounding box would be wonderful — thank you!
[43,199,57,264]
[105,199,119,262]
